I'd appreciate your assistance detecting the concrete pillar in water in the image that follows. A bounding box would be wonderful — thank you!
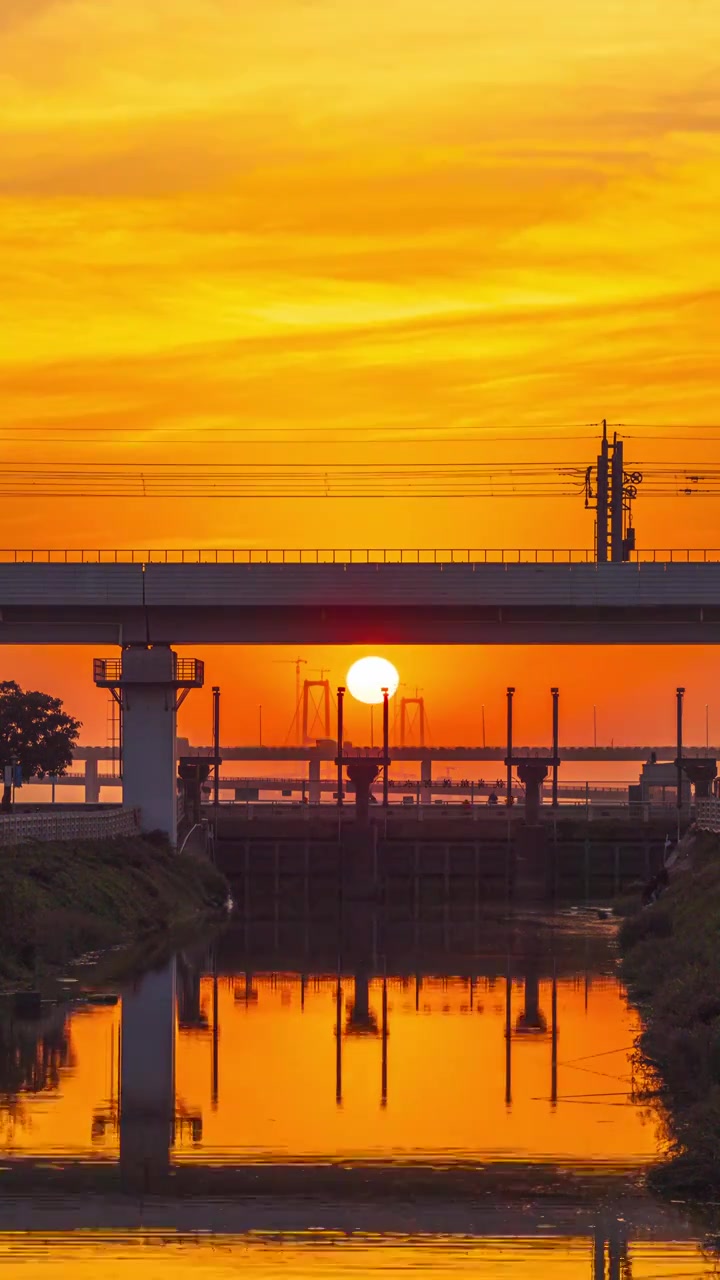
[308,754,321,805]
[85,756,100,805]
[120,961,176,1182]
[420,756,432,799]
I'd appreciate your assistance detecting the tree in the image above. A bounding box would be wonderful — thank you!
[0,682,81,810]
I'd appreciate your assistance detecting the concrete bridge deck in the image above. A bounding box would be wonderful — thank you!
[2,560,720,643]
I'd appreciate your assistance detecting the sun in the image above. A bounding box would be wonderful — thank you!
[346,656,400,705]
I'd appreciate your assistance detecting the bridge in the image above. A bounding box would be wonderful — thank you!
[40,742,717,805]
[75,743,720,763]
[3,548,718,840]
[23,770,630,806]
[2,554,720,645]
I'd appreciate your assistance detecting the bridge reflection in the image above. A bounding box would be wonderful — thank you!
[0,916,692,1271]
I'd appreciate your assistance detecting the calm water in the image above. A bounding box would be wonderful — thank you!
[0,915,714,1276]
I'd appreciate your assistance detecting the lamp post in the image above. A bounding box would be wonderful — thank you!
[506,687,515,808]
[676,687,685,820]
[337,687,345,808]
[382,688,390,807]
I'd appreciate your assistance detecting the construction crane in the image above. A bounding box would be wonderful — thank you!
[273,658,307,744]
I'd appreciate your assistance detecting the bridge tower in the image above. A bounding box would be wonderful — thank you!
[400,696,425,747]
[94,645,204,844]
[302,679,331,744]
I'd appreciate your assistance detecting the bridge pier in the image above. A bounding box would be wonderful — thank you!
[420,757,432,793]
[84,756,100,805]
[516,760,550,825]
[308,754,321,805]
[682,757,717,798]
[120,961,176,1184]
[94,646,204,844]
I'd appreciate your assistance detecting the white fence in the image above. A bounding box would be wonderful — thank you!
[0,808,140,845]
[694,798,720,833]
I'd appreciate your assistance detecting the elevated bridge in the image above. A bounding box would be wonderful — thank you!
[5,548,717,839]
[2,552,720,644]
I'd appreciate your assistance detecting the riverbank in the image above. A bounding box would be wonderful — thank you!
[619,829,720,1197]
[0,835,228,984]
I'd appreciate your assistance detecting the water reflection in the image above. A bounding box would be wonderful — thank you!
[0,1233,713,1279]
[0,914,713,1276]
[0,929,656,1168]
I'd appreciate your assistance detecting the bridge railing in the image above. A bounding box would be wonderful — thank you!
[2,548,720,565]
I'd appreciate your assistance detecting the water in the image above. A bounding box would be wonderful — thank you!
[0,915,715,1276]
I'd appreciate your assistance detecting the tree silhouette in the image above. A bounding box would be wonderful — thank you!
[0,681,81,809]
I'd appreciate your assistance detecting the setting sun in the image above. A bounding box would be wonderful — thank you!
[346,656,400,705]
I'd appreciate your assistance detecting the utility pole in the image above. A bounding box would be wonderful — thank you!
[610,433,624,563]
[596,420,609,563]
[587,422,641,562]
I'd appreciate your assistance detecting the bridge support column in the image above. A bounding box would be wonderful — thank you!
[94,646,204,845]
[120,961,176,1184]
[84,756,100,805]
[683,757,717,799]
[420,756,432,798]
[517,760,549,825]
[308,754,321,805]
[122,647,179,843]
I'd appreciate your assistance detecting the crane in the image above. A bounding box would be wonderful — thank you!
[273,658,307,744]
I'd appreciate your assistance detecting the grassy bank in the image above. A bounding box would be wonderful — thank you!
[619,829,720,1197]
[0,835,228,984]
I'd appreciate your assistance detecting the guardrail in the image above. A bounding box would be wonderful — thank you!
[2,548,720,565]
[0,807,140,845]
[94,657,204,685]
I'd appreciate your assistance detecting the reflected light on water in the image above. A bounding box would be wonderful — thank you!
[1,966,657,1167]
[0,1234,711,1278]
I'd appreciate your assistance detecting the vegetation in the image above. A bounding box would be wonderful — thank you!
[0,681,81,810]
[619,830,720,1197]
[0,833,228,983]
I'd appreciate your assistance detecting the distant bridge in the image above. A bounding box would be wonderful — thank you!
[75,743,717,763]
[25,772,629,805]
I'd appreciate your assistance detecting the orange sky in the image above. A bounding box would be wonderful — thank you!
[2,0,720,742]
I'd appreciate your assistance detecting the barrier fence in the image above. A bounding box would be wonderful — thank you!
[695,798,720,834]
[0,807,140,845]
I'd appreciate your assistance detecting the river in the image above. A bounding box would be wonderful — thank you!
[0,911,715,1277]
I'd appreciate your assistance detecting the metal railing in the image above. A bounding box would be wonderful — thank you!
[94,657,204,684]
[0,807,139,845]
[2,547,720,565]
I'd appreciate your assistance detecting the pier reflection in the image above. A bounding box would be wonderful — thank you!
[0,912,707,1277]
